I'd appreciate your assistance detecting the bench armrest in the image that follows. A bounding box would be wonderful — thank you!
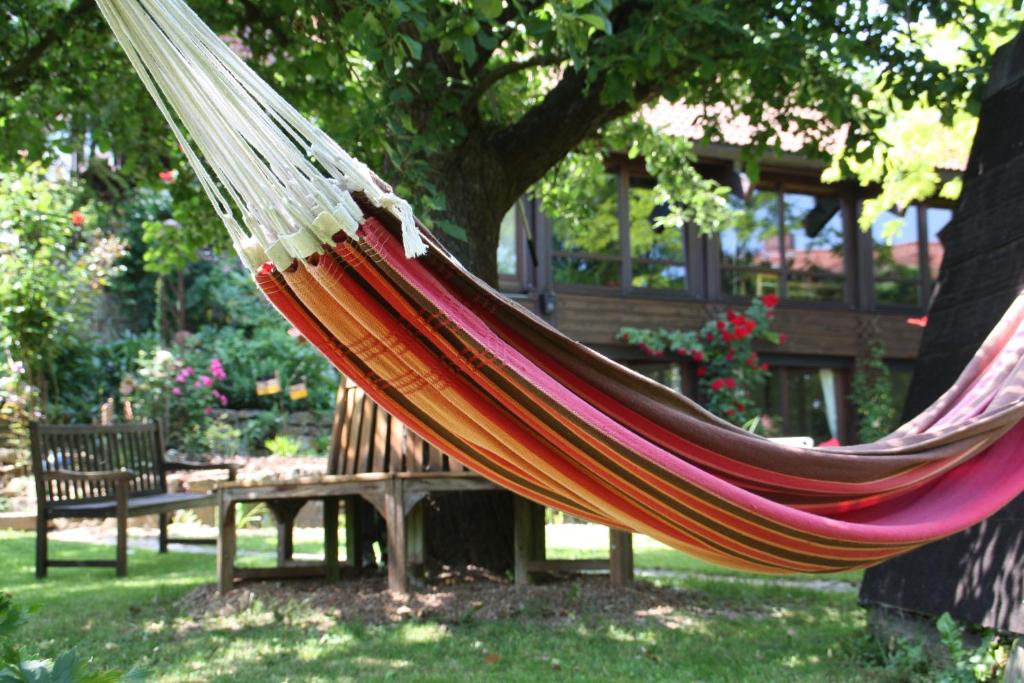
[163,459,237,481]
[42,468,137,482]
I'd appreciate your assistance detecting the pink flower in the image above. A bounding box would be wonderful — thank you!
[171,387,182,396]
[209,358,227,381]
[193,380,201,388]
[159,169,177,183]
[204,407,213,416]
[198,375,213,387]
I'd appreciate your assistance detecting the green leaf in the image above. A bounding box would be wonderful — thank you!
[398,34,422,60]
[578,13,611,34]
[472,0,502,20]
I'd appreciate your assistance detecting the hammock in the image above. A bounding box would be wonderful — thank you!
[95,0,1024,573]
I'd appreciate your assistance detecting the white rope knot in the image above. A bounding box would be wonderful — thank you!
[379,193,428,259]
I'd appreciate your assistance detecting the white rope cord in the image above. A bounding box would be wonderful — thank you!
[94,0,428,270]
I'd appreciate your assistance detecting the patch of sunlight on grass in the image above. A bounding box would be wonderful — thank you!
[397,622,449,644]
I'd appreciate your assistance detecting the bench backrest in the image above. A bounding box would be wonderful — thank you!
[327,378,472,475]
[29,422,167,505]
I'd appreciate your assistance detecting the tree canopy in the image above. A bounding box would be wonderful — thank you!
[1,0,1017,282]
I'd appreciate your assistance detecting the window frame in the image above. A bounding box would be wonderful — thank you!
[868,201,951,312]
[715,182,852,308]
[549,165,697,297]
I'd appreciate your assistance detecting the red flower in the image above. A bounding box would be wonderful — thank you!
[907,316,928,328]
[778,333,787,345]
[761,293,779,308]
[710,378,727,391]
[759,362,769,371]
[725,350,735,361]
[70,210,85,226]
[735,402,745,411]
[705,333,714,343]
[725,377,737,389]
[722,332,734,343]
[745,353,758,367]
[676,347,688,357]
[691,350,704,362]
[696,366,707,377]
[725,409,735,417]
[716,320,727,333]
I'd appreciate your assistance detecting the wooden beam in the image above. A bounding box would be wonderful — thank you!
[514,497,545,586]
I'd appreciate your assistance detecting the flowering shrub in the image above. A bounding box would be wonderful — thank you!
[618,295,784,426]
[132,348,231,454]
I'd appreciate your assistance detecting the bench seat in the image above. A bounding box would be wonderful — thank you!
[47,492,216,518]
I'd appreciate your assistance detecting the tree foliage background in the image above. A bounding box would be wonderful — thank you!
[1,0,1019,284]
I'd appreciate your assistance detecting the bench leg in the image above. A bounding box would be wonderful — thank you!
[609,529,634,587]
[159,513,169,553]
[384,479,408,593]
[115,484,128,577]
[514,497,545,586]
[217,494,236,594]
[324,497,339,582]
[344,495,363,573]
[267,501,303,566]
[35,513,47,579]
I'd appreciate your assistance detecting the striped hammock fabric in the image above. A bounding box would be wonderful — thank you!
[96,0,1024,572]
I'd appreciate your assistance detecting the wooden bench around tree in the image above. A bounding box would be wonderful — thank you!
[215,378,634,594]
[31,422,236,578]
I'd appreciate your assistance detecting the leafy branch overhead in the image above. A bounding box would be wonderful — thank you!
[0,0,1016,280]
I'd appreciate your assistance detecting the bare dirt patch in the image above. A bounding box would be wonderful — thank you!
[178,568,772,629]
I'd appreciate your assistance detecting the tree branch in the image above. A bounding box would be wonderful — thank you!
[0,0,96,96]
[463,54,565,112]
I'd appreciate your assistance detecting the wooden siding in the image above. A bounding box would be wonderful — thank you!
[549,292,923,359]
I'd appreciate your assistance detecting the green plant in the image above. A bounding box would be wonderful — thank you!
[203,417,241,456]
[263,434,303,458]
[851,337,899,443]
[619,296,783,426]
[0,163,124,415]
[935,613,1008,683]
[0,592,141,681]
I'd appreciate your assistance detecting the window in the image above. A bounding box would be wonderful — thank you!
[550,170,688,292]
[871,204,950,308]
[720,188,845,303]
[629,179,687,290]
[551,174,621,288]
[751,365,844,444]
[497,206,519,278]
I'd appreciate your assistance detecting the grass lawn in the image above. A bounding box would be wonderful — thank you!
[1,528,912,682]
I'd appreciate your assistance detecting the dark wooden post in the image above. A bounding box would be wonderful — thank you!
[323,497,339,582]
[217,492,236,594]
[344,494,363,572]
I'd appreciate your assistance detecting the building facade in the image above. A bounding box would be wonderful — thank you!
[495,149,953,445]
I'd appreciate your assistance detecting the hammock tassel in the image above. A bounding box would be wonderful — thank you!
[380,193,428,258]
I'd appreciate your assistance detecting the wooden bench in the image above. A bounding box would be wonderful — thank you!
[215,379,633,593]
[31,422,236,577]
